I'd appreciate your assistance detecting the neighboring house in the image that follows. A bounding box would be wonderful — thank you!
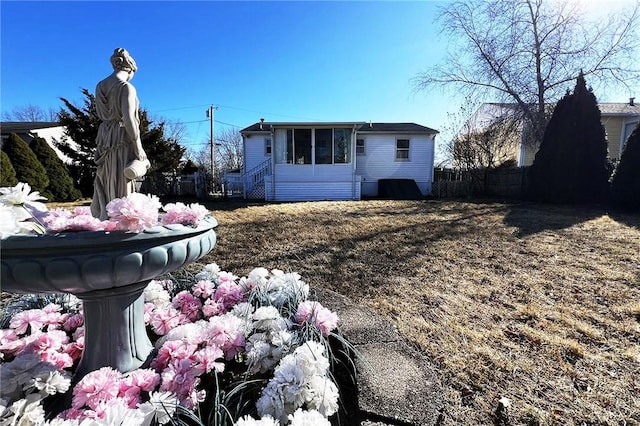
[462,99,639,167]
[1,121,75,164]
[226,121,438,201]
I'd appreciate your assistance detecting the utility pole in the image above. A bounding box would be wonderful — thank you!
[206,105,218,194]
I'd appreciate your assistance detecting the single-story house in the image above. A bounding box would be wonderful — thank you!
[1,121,75,164]
[225,121,438,201]
[462,99,639,167]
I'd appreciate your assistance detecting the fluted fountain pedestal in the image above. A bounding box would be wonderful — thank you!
[1,216,217,380]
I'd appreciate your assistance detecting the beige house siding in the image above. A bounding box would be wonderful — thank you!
[602,116,624,159]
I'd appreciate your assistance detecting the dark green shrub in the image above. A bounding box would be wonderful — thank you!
[528,72,609,204]
[2,133,49,193]
[29,137,82,201]
[0,150,18,187]
[610,122,640,211]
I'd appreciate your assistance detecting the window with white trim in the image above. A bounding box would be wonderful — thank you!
[265,138,272,155]
[356,138,365,155]
[396,138,410,160]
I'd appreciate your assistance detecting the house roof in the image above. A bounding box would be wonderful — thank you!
[598,103,640,116]
[241,121,439,134]
[1,121,61,134]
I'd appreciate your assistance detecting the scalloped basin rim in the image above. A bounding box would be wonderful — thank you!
[1,216,218,250]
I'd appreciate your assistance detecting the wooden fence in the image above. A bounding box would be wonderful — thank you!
[432,167,528,199]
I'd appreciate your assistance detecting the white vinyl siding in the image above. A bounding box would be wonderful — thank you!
[265,164,360,201]
[243,134,271,172]
[355,134,435,197]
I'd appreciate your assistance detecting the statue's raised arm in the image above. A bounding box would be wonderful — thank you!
[91,48,150,220]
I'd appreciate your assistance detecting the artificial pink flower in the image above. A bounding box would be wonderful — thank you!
[149,306,181,336]
[214,281,245,309]
[161,202,208,226]
[217,271,238,285]
[295,301,339,337]
[206,314,245,360]
[119,369,160,407]
[72,366,121,410]
[202,299,225,318]
[172,291,203,321]
[10,309,47,335]
[193,345,225,374]
[106,193,161,233]
[192,280,216,298]
[41,349,74,369]
[64,339,84,363]
[150,340,198,371]
[63,313,84,332]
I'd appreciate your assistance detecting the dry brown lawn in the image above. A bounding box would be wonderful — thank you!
[201,198,640,426]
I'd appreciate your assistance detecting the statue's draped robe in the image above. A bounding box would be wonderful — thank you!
[91,78,140,219]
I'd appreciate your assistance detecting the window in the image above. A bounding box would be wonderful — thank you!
[265,138,272,155]
[274,127,352,165]
[356,138,365,155]
[294,129,312,164]
[396,139,410,160]
[315,129,333,164]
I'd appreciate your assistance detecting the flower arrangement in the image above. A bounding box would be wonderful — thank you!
[0,182,209,238]
[0,264,346,426]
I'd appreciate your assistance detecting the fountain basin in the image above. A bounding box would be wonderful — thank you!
[1,216,217,294]
[0,216,217,379]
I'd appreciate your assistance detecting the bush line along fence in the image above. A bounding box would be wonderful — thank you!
[433,167,529,199]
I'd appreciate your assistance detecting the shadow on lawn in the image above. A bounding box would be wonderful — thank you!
[502,201,607,237]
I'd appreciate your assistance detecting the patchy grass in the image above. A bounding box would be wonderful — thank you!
[201,198,640,425]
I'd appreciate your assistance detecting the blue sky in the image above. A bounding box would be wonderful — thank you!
[1,1,638,158]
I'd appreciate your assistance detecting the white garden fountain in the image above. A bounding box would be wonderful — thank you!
[1,217,217,380]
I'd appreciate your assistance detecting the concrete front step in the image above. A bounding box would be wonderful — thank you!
[316,289,443,426]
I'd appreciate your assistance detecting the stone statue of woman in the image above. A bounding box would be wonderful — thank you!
[91,48,149,220]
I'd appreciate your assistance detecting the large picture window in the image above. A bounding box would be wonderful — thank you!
[274,127,352,165]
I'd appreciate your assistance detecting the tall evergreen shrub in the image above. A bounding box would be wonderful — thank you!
[30,137,82,201]
[2,133,49,193]
[528,72,609,204]
[0,150,18,187]
[610,123,640,211]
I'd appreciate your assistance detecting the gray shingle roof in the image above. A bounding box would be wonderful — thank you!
[241,122,438,134]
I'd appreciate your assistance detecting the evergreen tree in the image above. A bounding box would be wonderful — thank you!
[57,89,100,197]
[610,123,640,211]
[30,137,82,201]
[528,72,609,204]
[0,150,18,187]
[57,89,185,196]
[2,133,49,193]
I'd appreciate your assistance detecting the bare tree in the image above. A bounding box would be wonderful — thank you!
[2,105,59,121]
[215,127,243,172]
[414,0,640,146]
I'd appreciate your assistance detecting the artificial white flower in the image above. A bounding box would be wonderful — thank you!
[3,393,46,426]
[195,263,221,281]
[306,375,339,418]
[29,370,72,396]
[0,205,23,239]
[288,408,331,426]
[144,281,172,308]
[0,353,59,402]
[252,306,287,332]
[233,414,279,426]
[92,398,146,426]
[0,182,47,212]
[138,391,178,425]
